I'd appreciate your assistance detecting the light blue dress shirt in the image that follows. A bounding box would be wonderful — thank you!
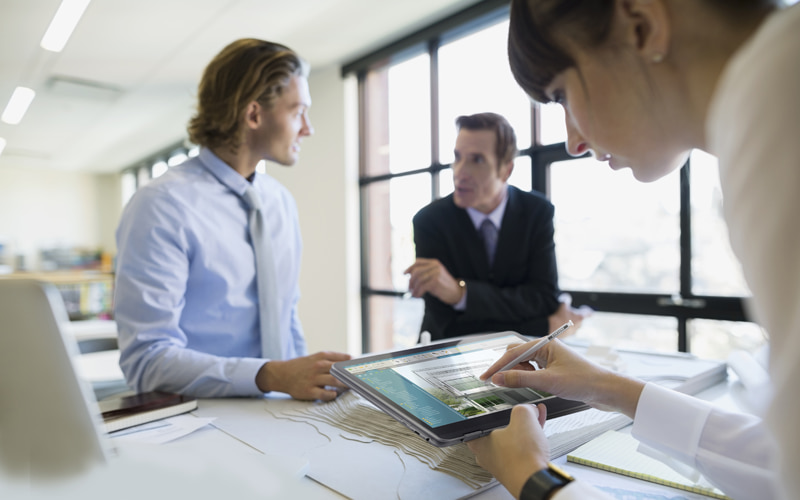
[114,148,307,397]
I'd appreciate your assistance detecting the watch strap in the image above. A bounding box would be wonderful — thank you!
[519,463,574,500]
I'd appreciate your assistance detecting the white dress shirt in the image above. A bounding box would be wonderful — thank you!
[552,4,800,499]
[453,186,509,311]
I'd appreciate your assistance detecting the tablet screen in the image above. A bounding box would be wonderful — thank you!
[334,332,572,438]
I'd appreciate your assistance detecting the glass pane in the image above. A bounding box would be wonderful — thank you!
[362,67,390,177]
[151,160,168,179]
[688,319,767,361]
[364,174,432,291]
[367,295,425,353]
[364,181,392,290]
[508,155,532,192]
[551,158,681,294]
[168,150,188,167]
[363,53,431,177]
[390,174,432,290]
[388,54,431,174]
[538,102,567,146]
[136,165,151,188]
[437,20,532,165]
[570,312,679,353]
[439,167,454,198]
[690,150,750,297]
[438,155,531,199]
[121,170,136,207]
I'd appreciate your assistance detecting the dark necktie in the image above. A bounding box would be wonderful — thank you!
[242,186,283,360]
[479,218,498,266]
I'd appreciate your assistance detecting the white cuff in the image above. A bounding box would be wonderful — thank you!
[631,382,714,466]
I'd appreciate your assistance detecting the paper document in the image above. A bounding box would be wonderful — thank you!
[109,414,214,444]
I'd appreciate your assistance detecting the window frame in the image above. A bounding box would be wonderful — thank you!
[346,0,748,353]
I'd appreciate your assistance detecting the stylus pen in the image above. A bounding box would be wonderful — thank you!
[491,320,574,375]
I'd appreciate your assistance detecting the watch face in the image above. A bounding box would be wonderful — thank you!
[521,466,573,500]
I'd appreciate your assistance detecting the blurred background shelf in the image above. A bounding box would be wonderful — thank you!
[0,270,114,321]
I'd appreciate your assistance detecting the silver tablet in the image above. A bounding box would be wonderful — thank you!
[331,331,588,447]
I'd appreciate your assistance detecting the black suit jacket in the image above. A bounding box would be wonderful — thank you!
[413,186,560,341]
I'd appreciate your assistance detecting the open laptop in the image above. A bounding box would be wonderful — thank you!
[0,279,309,499]
[0,279,110,480]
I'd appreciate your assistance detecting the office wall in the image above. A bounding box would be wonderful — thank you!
[94,173,123,254]
[0,65,360,356]
[0,167,121,270]
[268,66,361,356]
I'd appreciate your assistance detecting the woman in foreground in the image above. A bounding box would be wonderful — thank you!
[467,1,799,499]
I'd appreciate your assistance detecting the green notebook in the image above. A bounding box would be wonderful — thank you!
[567,430,730,500]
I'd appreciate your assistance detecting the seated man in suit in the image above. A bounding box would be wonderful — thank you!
[405,112,588,341]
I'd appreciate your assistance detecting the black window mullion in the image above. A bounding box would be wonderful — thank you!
[529,150,547,196]
[678,161,692,352]
[530,104,542,195]
[429,38,441,202]
[357,75,372,352]
[565,291,747,321]
[342,0,510,77]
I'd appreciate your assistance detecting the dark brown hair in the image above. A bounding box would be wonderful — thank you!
[508,0,614,104]
[508,0,777,104]
[187,38,309,152]
[456,112,518,166]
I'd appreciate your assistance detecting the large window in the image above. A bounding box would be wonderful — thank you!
[347,0,764,358]
[120,142,199,206]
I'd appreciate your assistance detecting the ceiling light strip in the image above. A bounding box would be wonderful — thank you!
[1,87,36,125]
[40,0,92,53]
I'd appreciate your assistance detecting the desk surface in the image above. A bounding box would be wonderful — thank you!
[71,348,745,500]
[183,377,740,500]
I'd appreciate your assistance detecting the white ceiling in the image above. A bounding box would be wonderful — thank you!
[0,0,479,173]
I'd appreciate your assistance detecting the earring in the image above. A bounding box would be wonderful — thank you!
[651,53,664,63]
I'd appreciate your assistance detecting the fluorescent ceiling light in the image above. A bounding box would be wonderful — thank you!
[0,138,6,157]
[40,0,91,52]
[1,87,36,125]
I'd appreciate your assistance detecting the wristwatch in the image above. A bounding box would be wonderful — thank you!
[456,279,466,301]
[519,463,574,500]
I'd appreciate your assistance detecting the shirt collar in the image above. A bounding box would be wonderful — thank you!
[198,147,253,197]
[466,185,509,231]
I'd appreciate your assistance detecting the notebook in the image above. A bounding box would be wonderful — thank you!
[567,430,730,499]
[100,391,198,433]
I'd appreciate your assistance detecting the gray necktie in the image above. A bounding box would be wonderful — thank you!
[479,218,498,266]
[242,185,283,360]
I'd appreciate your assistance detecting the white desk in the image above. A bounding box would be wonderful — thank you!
[69,348,746,500]
[184,375,742,500]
